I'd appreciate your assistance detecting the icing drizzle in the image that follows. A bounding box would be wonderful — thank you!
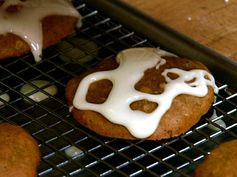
[73,48,218,138]
[0,0,80,62]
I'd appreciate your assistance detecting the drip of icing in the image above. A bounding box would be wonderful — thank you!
[65,145,83,158]
[0,0,80,62]
[208,109,226,131]
[20,80,58,102]
[0,92,10,106]
[208,96,226,131]
[73,48,218,139]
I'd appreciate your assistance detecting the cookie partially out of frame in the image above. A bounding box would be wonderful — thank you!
[0,15,78,60]
[66,53,215,140]
[194,139,237,177]
[0,123,40,177]
[0,0,80,61]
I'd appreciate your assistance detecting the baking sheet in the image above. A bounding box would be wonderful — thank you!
[0,1,236,176]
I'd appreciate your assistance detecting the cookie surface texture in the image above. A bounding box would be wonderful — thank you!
[66,48,215,140]
[194,139,237,177]
[0,123,40,177]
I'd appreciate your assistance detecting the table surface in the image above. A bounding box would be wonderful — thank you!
[122,0,237,61]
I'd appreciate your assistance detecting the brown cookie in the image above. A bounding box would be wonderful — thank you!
[0,123,40,177]
[194,139,237,177]
[0,1,79,60]
[66,51,215,140]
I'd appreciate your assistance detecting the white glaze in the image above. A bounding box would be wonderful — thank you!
[73,48,218,138]
[208,109,226,131]
[208,97,226,131]
[0,0,80,62]
[20,80,58,102]
[65,145,83,158]
[0,92,10,106]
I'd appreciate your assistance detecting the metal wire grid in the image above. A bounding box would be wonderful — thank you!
[0,1,236,177]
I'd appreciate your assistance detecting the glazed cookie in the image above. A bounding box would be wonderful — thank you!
[66,48,217,140]
[0,123,40,177]
[0,0,81,62]
[194,139,237,177]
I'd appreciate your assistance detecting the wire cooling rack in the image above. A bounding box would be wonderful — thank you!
[0,1,236,177]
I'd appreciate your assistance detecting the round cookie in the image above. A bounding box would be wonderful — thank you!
[0,0,80,61]
[66,48,216,140]
[0,123,41,177]
[194,139,237,177]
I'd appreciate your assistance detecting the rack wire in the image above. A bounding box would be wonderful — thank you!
[0,1,236,176]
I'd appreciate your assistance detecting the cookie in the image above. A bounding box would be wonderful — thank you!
[66,48,217,140]
[194,139,237,177]
[0,0,80,62]
[0,123,40,177]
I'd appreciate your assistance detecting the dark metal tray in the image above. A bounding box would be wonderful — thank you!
[0,0,236,176]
